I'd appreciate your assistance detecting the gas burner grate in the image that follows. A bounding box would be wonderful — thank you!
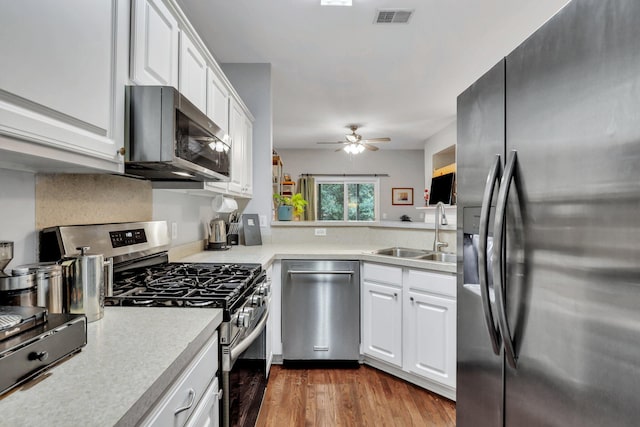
[108,262,262,313]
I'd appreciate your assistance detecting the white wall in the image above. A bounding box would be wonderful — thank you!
[277,149,425,222]
[152,190,213,245]
[221,63,272,234]
[0,169,36,266]
[424,120,457,192]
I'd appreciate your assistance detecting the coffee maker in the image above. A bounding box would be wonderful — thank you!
[0,241,37,306]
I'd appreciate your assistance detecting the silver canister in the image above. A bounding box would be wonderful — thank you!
[62,246,104,322]
[17,262,63,313]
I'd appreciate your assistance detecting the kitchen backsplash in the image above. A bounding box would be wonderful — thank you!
[35,174,152,229]
[270,225,456,252]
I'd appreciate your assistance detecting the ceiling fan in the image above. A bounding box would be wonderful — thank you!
[316,125,391,153]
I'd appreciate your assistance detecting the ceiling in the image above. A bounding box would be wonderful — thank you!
[177,0,569,150]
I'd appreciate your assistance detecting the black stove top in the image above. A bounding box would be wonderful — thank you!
[106,263,263,313]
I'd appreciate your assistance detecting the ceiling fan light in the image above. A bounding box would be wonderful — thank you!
[357,144,365,153]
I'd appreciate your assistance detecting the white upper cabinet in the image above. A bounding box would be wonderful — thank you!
[242,115,253,196]
[206,68,229,134]
[130,0,179,87]
[228,98,245,194]
[179,32,207,113]
[0,0,128,173]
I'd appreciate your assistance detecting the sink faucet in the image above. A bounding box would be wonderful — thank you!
[433,202,449,252]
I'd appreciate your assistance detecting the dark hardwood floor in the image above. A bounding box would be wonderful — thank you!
[256,365,456,426]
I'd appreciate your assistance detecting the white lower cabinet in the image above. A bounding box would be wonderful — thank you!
[185,378,220,427]
[362,280,402,367]
[142,331,219,427]
[361,262,456,399]
[404,288,456,388]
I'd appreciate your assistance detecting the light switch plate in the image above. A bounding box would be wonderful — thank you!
[315,228,327,236]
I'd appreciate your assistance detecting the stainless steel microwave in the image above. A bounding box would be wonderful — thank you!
[125,86,230,183]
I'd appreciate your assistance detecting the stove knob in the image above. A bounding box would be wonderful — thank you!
[237,311,250,328]
[237,307,254,328]
[257,283,270,296]
[250,295,263,306]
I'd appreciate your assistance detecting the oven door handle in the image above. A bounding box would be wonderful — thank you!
[229,306,270,364]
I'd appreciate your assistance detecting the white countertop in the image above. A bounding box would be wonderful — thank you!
[1,307,223,427]
[178,243,457,274]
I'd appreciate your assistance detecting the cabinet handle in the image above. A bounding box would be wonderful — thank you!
[217,388,224,400]
[118,147,126,156]
[174,388,196,416]
[393,293,398,299]
[410,297,414,303]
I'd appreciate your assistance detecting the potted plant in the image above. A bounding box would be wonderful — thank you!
[273,193,308,221]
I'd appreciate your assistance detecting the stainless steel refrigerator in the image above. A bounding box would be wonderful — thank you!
[457,1,640,426]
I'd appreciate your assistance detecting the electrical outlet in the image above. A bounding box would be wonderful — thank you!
[259,215,267,227]
[171,222,178,240]
[315,228,327,236]
[382,213,388,219]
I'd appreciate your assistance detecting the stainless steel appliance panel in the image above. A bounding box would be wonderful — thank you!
[456,60,505,427]
[282,260,360,361]
[503,1,640,425]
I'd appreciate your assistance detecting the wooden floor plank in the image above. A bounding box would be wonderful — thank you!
[256,365,456,427]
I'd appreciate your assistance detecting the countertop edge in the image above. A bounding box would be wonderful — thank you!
[115,310,223,427]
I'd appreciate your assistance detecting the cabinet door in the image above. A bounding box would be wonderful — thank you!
[206,68,229,134]
[362,281,402,367]
[0,0,126,172]
[404,289,456,388]
[131,0,179,87]
[142,332,219,427]
[242,117,253,196]
[185,378,220,427]
[179,32,207,113]
[227,98,244,194]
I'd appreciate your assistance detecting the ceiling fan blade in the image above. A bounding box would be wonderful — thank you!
[335,147,345,152]
[363,143,379,151]
[316,141,346,145]
[360,137,391,143]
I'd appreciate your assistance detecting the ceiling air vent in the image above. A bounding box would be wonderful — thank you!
[374,9,413,24]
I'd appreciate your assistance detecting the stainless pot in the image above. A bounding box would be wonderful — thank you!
[61,246,108,322]
[0,241,37,307]
[17,262,63,313]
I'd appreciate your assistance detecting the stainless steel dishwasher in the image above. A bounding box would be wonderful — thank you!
[282,260,360,361]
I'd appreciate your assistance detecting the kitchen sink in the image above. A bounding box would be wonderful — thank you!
[417,252,457,263]
[374,247,432,258]
[372,247,456,263]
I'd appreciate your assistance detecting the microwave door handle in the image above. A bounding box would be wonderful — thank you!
[493,150,519,369]
[479,154,503,355]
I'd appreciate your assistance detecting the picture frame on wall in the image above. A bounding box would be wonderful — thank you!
[392,188,414,205]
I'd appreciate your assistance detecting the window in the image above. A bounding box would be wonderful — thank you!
[316,177,379,222]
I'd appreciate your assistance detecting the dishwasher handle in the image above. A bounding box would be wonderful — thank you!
[288,270,355,275]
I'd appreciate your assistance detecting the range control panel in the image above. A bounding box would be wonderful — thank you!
[109,229,148,248]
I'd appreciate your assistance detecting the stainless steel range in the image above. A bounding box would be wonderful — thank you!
[40,221,270,427]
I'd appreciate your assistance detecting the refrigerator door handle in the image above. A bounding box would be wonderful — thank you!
[493,150,519,369]
[479,154,503,355]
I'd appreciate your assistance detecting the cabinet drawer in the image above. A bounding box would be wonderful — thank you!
[362,263,402,285]
[406,269,456,298]
[185,377,220,427]
[142,331,218,427]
